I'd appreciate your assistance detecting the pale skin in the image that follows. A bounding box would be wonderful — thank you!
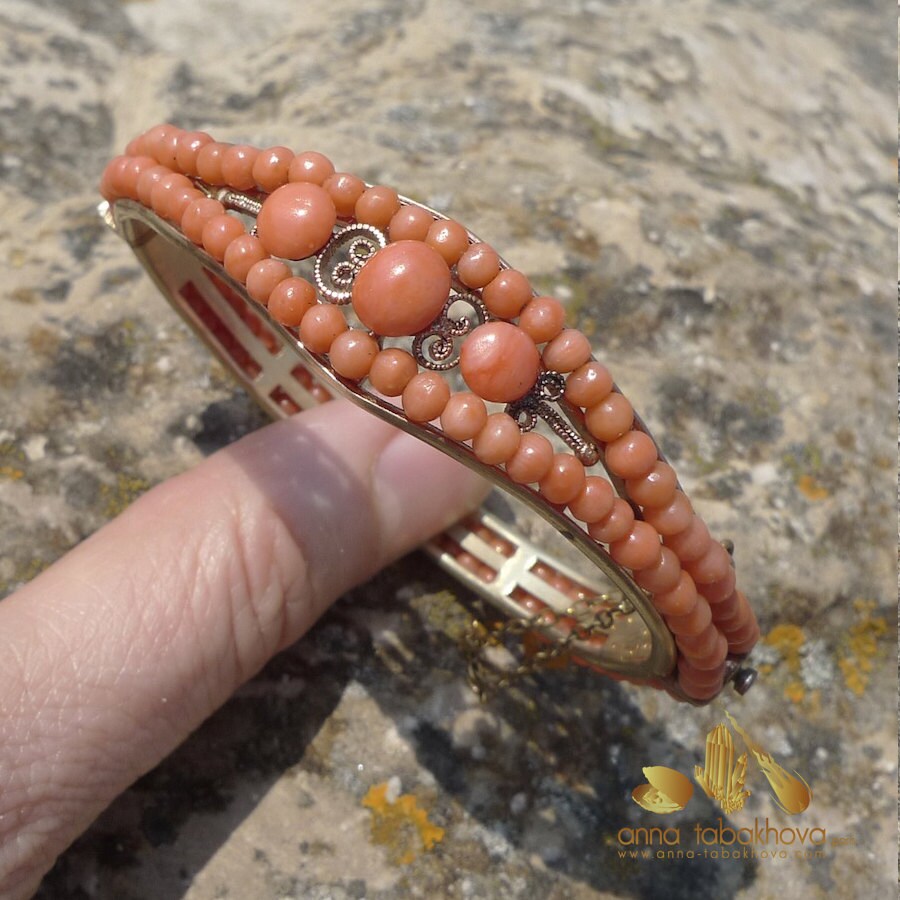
[0,400,488,898]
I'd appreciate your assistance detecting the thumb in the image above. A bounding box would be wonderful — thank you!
[0,399,488,897]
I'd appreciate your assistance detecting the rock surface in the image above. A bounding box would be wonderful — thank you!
[0,0,894,897]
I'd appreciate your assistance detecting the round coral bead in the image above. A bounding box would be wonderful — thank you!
[355,185,401,230]
[181,197,225,245]
[256,183,337,260]
[368,348,418,396]
[351,240,451,337]
[388,205,433,242]
[196,142,232,184]
[644,491,693,536]
[482,269,532,319]
[201,214,245,261]
[625,461,678,509]
[441,392,489,441]
[519,296,566,344]
[472,413,521,465]
[299,304,347,352]
[564,362,613,408]
[402,371,450,422]
[459,322,541,403]
[587,498,635,544]
[456,242,500,288]
[539,453,586,505]
[223,234,267,283]
[542,329,592,373]
[633,546,682,594]
[221,144,259,191]
[585,392,634,442]
[323,172,366,217]
[605,430,659,479]
[289,151,335,186]
[567,475,615,524]
[505,432,554,484]
[253,146,294,192]
[425,220,469,266]
[329,330,379,380]
[267,277,317,327]
[609,521,663,571]
[246,258,292,304]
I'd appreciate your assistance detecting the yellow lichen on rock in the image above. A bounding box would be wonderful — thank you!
[362,782,445,865]
[838,599,888,696]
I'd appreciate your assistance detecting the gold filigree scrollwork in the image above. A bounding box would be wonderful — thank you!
[314,223,387,304]
[412,291,488,371]
[506,371,600,466]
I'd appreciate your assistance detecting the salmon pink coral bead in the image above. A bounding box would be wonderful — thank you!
[609,521,662,571]
[150,172,195,221]
[459,322,541,403]
[256,183,337,261]
[674,621,718,656]
[299,303,347,352]
[223,234,267,283]
[100,156,129,200]
[651,571,698,617]
[585,392,634,442]
[221,144,260,191]
[482,269,532,319]
[605,430,658,479]
[351,241,451,337]
[402,371,450,422]
[329,330,379,380]
[175,131,213,176]
[457,242,500,288]
[539,454,586,505]
[289,151,335,186]
[633,546,682,593]
[388,206,433,242]
[368,348,418,396]
[519,296,566,344]
[246,258,292,304]
[146,123,181,167]
[136,165,172,207]
[542,329,592,373]
[643,491,693,535]
[120,155,160,199]
[678,626,727,666]
[440,392,488,441]
[196,142,232,184]
[564,362,613,408]
[667,597,712,636]
[567,475,614,523]
[252,146,294,193]
[587,497,635,544]
[473,413,521,465]
[625,461,678,508]
[182,197,226,245]
[700,568,736,604]
[710,590,742,626]
[677,657,726,689]
[664,515,712,563]
[323,172,366,217]
[505,432,554,484]
[685,541,732,585]
[201,214,245,261]
[355,186,401,230]
[180,195,223,243]
[425,220,469,266]
[727,624,760,655]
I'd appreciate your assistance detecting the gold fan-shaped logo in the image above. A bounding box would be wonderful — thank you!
[633,712,812,816]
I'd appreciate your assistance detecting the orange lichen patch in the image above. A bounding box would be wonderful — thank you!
[362,782,445,865]
[0,464,24,480]
[796,473,829,501]
[764,624,806,703]
[838,599,889,696]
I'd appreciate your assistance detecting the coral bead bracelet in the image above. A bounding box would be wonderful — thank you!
[99,124,760,703]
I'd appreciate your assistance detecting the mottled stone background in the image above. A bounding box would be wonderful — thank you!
[0,0,895,897]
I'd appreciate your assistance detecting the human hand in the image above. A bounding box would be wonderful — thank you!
[0,399,488,898]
